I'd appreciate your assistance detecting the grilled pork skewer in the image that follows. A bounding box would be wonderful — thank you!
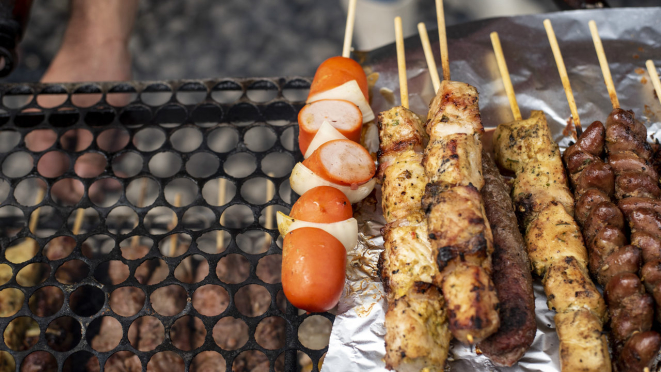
[564,118,661,371]
[493,110,610,371]
[378,105,451,371]
[421,80,500,345]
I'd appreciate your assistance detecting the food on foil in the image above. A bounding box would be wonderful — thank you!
[377,105,451,371]
[493,111,611,371]
[564,115,661,371]
[282,227,347,313]
[421,80,500,346]
[282,52,379,313]
[477,151,537,366]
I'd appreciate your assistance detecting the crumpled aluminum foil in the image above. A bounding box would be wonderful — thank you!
[322,6,661,372]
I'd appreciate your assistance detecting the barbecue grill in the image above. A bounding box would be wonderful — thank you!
[0,78,331,371]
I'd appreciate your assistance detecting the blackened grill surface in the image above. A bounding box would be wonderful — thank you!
[0,78,330,372]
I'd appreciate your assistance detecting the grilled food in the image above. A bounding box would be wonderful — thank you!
[421,80,500,345]
[476,151,536,366]
[564,118,661,371]
[378,106,451,371]
[493,110,611,372]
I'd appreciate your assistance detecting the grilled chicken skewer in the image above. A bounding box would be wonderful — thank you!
[378,106,451,371]
[377,17,451,371]
[491,20,610,371]
[494,111,610,371]
[418,0,499,346]
[421,80,500,345]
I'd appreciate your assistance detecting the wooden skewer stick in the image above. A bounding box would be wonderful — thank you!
[168,193,181,257]
[29,188,45,234]
[395,17,409,109]
[646,60,661,107]
[264,174,276,249]
[490,32,522,121]
[589,20,619,109]
[217,178,227,252]
[131,177,149,249]
[418,22,441,93]
[544,19,582,135]
[435,0,450,81]
[342,0,358,58]
[72,208,85,235]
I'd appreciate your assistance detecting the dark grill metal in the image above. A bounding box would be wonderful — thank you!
[0,77,332,372]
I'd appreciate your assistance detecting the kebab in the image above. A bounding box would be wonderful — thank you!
[420,0,500,346]
[290,0,376,204]
[492,20,610,371]
[376,16,450,371]
[562,21,661,371]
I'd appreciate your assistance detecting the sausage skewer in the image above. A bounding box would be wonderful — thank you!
[420,0,500,346]
[492,20,611,371]
[566,20,661,371]
[377,17,451,371]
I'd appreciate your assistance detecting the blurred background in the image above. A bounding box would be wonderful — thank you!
[2,0,659,83]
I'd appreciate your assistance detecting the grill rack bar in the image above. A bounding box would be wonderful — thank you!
[0,77,332,372]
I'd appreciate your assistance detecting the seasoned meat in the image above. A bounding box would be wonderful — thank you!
[422,80,499,346]
[378,106,451,371]
[495,110,610,371]
[476,152,536,367]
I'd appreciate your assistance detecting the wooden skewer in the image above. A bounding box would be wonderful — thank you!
[435,0,450,81]
[646,60,661,107]
[217,178,227,252]
[72,208,85,235]
[342,0,358,58]
[544,19,582,135]
[394,17,409,109]
[264,174,276,249]
[131,177,149,249]
[168,193,181,257]
[490,32,522,121]
[29,188,45,233]
[418,22,441,93]
[589,20,619,109]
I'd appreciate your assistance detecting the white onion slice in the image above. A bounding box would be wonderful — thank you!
[276,211,358,251]
[304,121,348,159]
[290,163,375,204]
[307,80,375,123]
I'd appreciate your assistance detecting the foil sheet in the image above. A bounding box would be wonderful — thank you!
[322,7,661,372]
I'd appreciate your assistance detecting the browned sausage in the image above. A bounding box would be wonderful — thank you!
[476,151,536,367]
[641,260,661,323]
[597,245,641,286]
[575,188,611,227]
[615,171,661,199]
[631,232,661,262]
[588,225,627,278]
[616,331,661,372]
[573,161,615,198]
[608,151,659,181]
[583,201,625,244]
[604,273,654,348]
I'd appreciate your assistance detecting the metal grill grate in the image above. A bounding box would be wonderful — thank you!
[0,77,332,372]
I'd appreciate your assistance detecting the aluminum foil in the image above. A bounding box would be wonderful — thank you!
[322,6,661,372]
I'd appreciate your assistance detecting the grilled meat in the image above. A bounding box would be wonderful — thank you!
[564,113,660,371]
[494,110,611,372]
[421,80,499,345]
[476,151,536,366]
[378,106,451,371]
